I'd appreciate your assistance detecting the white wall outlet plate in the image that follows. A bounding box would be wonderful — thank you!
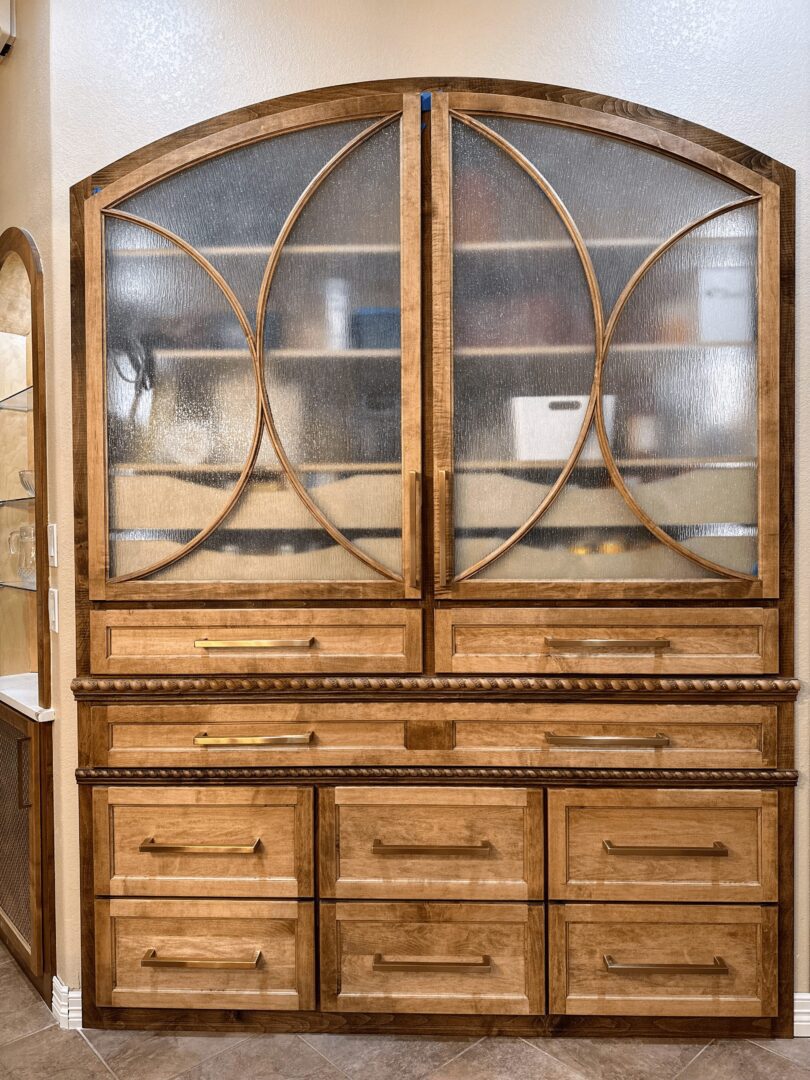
[47,522,58,566]
[48,587,59,633]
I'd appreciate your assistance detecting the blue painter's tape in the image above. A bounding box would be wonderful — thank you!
[420,91,432,112]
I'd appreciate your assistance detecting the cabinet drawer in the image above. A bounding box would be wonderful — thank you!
[319,788,542,900]
[436,607,778,674]
[93,703,410,767]
[95,898,314,1010]
[547,789,778,902]
[549,903,777,1017]
[321,901,543,1014]
[92,787,313,898]
[91,608,422,675]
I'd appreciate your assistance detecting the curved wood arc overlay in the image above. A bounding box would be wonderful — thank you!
[594,197,762,582]
[449,111,604,583]
[101,210,264,584]
[255,114,403,582]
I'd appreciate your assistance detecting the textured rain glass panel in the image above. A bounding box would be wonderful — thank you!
[149,436,386,581]
[261,121,402,575]
[117,120,372,329]
[603,203,758,574]
[105,217,256,578]
[480,116,748,314]
[451,118,596,577]
[473,451,717,580]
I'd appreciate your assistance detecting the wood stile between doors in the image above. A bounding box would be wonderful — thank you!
[70,78,795,1038]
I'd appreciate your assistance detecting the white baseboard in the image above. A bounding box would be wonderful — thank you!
[44,981,810,1036]
[51,976,82,1029]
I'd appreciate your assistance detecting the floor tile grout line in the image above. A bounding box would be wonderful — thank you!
[671,1039,715,1080]
[110,1032,257,1080]
[0,1019,58,1052]
[745,1037,810,1069]
[77,1029,120,1078]
[516,1035,592,1080]
[421,1035,486,1076]
[296,1032,357,1079]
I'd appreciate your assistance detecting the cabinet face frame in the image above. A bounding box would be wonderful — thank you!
[83,93,422,601]
[431,91,781,601]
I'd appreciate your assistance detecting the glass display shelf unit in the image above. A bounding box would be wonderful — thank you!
[0,386,33,412]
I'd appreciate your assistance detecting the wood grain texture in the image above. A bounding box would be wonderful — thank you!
[92,786,313,898]
[319,786,542,900]
[547,788,778,902]
[95,897,315,1010]
[548,903,777,1017]
[436,608,779,675]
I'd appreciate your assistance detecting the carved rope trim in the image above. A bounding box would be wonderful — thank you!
[72,676,801,696]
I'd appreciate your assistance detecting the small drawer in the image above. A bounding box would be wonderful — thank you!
[454,702,777,768]
[93,702,410,767]
[321,901,543,1014]
[319,787,543,900]
[95,898,315,1010]
[90,608,422,675]
[435,607,778,675]
[547,789,778,902]
[92,787,313,898]
[549,903,777,1017]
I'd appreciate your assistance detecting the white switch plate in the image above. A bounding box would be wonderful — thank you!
[47,522,58,566]
[48,587,59,633]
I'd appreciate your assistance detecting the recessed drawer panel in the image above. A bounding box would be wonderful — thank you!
[95,898,314,1010]
[321,901,543,1014]
[436,607,778,674]
[320,787,542,900]
[92,787,313,898]
[549,903,777,1017]
[90,608,422,675]
[547,789,778,902]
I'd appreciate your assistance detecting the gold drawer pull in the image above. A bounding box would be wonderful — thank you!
[545,731,670,748]
[372,839,493,857]
[603,840,729,857]
[545,637,671,651]
[373,953,491,974]
[139,837,261,855]
[194,637,315,649]
[193,731,314,747]
[603,954,729,976]
[141,948,262,970]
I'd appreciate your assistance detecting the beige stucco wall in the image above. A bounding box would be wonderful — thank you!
[2,0,809,990]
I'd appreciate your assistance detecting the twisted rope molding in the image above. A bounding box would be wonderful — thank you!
[76,765,799,784]
[72,675,800,696]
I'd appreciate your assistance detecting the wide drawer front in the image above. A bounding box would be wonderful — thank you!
[547,789,778,902]
[95,898,315,1010]
[92,787,313,898]
[90,701,777,769]
[321,901,543,1014]
[90,608,422,675]
[320,788,543,900]
[435,607,778,674]
[549,903,777,1017]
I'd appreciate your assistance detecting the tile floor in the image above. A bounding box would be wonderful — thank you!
[2,943,809,1079]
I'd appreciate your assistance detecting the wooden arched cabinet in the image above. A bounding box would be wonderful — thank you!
[72,79,796,1036]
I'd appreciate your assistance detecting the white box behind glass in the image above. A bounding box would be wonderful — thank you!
[511,395,616,462]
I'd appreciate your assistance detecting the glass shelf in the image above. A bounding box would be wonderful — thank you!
[150,348,400,361]
[114,243,401,258]
[0,579,36,592]
[454,234,751,252]
[0,386,33,412]
[454,343,751,358]
[0,496,35,508]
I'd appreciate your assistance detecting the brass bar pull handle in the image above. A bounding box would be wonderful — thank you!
[408,471,421,589]
[603,840,729,857]
[142,948,262,970]
[16,736,31,810]
[140,837,261,855]
[603,954,729,976]
[193,731,314,747]
[545,637,671,652]
[194,637,315,649]
[545,731,670,748]
[373,953,492,974]
[438,468,452,588]
[372,839,493,857]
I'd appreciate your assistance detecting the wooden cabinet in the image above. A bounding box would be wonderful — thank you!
[73,78,795,1039]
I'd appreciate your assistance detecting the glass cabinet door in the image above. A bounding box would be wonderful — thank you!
[432,94,778,599]
[89,95,421,599]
